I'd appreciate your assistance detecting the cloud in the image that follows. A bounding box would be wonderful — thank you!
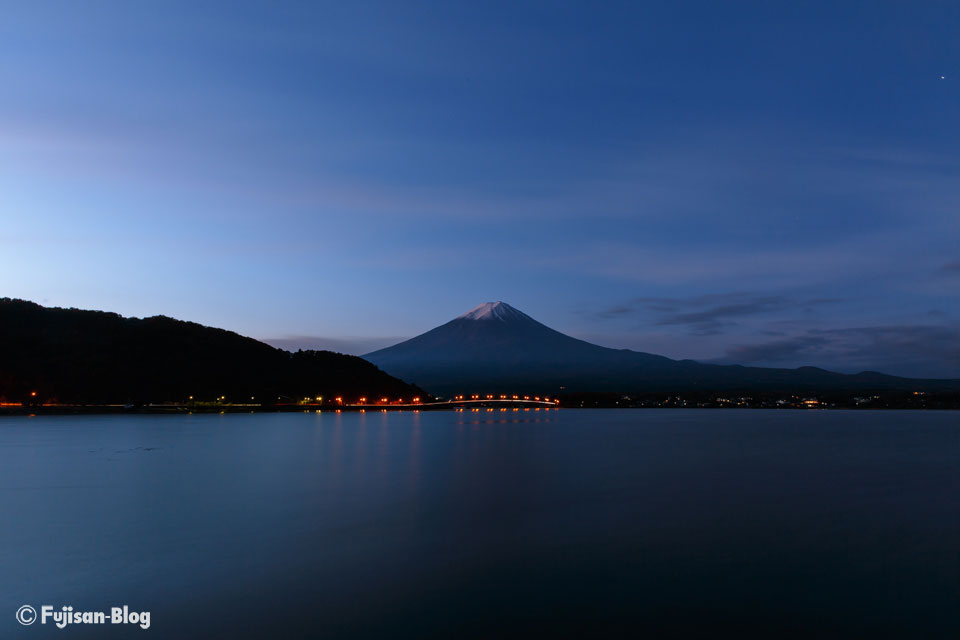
[654,296,793,329]
[262,335,406,356]
[724,336,828,363]
[595,293,840,335]
[721,324,960,378]
[939,260,960,275]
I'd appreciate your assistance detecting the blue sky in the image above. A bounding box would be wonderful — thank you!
[2,1,958,377]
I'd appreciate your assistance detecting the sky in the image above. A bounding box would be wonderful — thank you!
[1,1,958,377]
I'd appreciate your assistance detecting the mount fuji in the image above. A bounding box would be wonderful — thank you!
[364,302,957,395]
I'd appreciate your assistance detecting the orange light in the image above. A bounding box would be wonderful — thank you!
[335,397,343,404]
[30,391,37,397]
[359,397,367,403]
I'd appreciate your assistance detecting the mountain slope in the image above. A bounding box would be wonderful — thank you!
[0,298,421,404]
[365,302,960,395]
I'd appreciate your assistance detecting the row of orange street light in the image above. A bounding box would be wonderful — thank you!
[18,391,551,407]
[201,394,549,406]
[342,394,556,406]
[452,394,553,403]
[10,391,555,409]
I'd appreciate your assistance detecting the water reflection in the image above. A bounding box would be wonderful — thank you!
[1,410,957,638]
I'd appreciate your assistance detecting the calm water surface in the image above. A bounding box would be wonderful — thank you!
[1,410,958,638]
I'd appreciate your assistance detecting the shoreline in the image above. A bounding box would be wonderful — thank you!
[2,404,958,416]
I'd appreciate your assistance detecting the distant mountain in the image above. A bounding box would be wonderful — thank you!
[365,302,960,395]
[0,299,421,404]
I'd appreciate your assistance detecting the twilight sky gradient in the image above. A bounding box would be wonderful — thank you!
[2,1,958,377]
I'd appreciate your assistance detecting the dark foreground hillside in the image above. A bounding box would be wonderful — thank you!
[0,299,421,405]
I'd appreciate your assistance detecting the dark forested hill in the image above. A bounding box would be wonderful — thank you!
[0,299,421,404]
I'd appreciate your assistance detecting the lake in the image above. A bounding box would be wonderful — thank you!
[2,409,958,638]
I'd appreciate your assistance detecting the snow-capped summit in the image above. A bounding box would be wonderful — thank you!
[457,302,529,322]
[364,300,663,393]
